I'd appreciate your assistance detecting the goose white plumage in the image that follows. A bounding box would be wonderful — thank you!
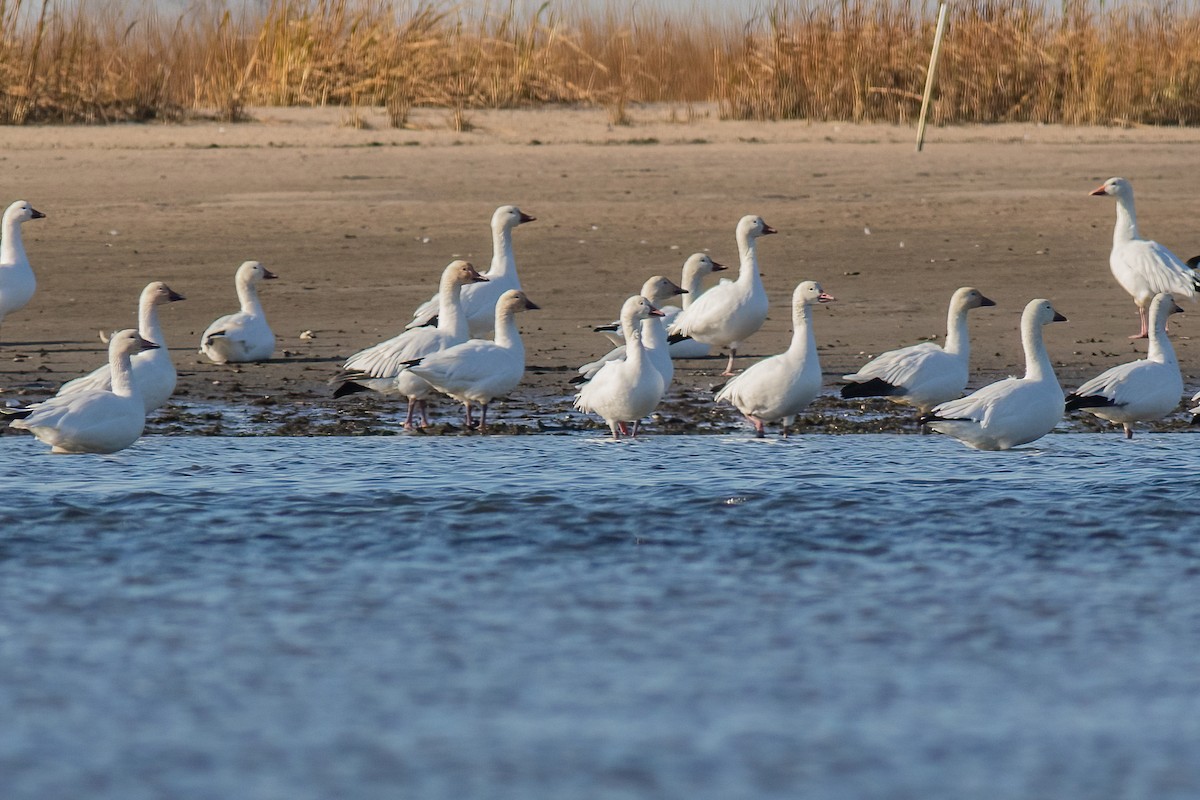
[577,275,686,383]
[840,287,996,413]
[332,260,487,428]
[1091,176,1199,339]
[667,215,775,375]
[921,299,1067,451]
[57,281,186,413]
[574,295,666,439]
[6,329,157,454]
[715,280,834,438]
[407,205,535,336]
[0,200,46,343]
[200,260,278,364]
[405,289,539,431]
[1065,292,1183,439]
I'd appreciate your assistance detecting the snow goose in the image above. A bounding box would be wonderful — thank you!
[0,200,46,343]
[667,215,775,375]
[331,260,486,428]
[840,287,996,414]
[1065,292,1183,439]
[576,275,686,384]
[405,289,539,431]
[200,261,278,364]
[56,281,185,413]
[920,299,1067,451]
[663,253,726,358]
[407,205,535,336]
[1091,176,1199,338]
[574,295,666,440]
[715,280,834,438]
[5,330,157,454]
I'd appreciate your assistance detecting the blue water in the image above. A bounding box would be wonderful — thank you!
[2,433,1199,799]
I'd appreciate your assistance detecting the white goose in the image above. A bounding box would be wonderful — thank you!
[668,215,775,375]
[56,281,186,413]
[407,205,535,336]
[840,287,996,413]
[405,289,539,431]
[0,200,46,343]
[331,260,486,428]
[200,260,278,364]
[5,329,157,454]
[1065,292,1183,439]
[1091,176,1199,338]
[574,295,666,440]
[920,299,1067,451]
[576,275,686,384]
[715,280,834,438]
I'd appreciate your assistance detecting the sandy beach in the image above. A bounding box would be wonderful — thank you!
[3,104,1200,435]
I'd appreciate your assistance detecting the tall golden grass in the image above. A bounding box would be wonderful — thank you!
[1,0,1199,126]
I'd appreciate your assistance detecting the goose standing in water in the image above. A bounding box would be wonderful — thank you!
[715,281,834,438]
[574,295,666,440]
[1090,177,1198,338]
[405,289,539,431]
[0,200,46,344]
[668,215,775,375]
[1065,292,1183,439]
[4,330,157,454]
[920,299,1067,451]
[331,260,487,428]
[407,205,535,336]
[200,261,277,364]
[841,287,996,414]
[57,281,186,412]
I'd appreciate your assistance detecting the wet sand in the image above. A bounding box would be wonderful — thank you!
[3,104,1200,436]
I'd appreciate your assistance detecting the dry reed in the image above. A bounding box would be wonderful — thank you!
[1,0,1199,126]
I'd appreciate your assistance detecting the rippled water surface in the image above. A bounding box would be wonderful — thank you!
[3,433,1199,799]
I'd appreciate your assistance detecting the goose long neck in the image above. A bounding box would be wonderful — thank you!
[736,233,763,290]
[1,216,24,265]
[641,316,667,352]
[139,297,165,346]
[1148,312,1176,365]
[109,348,138,399]
[237,278,263,316]
[943,303,970,357]
[436,279,469,339]
[1021,317,1056,384]
[680,267,705,310]
[1113,191,1139,244]
[490,224,515,277]
[493,308,523,354]
[786,302,816,360]
[626,326,647,369]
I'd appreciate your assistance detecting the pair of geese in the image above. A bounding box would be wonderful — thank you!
[4,257,278,453]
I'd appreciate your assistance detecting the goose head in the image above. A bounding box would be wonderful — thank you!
[794,280,835,307]
[951,287,996,311]
[620,294,665,326]
[1090,176,1131,199]
[737,214,778,241]
[444,259,488,286]
[1027,298,1068,326]
[682,253,726,278]
[498,289,540,314]
[4,200,46,224]
[143,281,186,305]
[493,205,536,231]
[236,260,277,285]
[110,328,160,357]
[1149,292,1184,326]
[640,275,686,306]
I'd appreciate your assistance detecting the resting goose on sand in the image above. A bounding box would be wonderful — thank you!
[574,295,666,440]
[332,260,486,428]
[715,281,834,438]
[577,275,686,384]
[1066,292,1183,439]
[200,260,277,364]
[5,329,157,454]
[407,205,535,336]
[668,215,775,375]
[1091,177,1199,338]
[405,289,539,431]
[0,200,46,343]
[920,299,1067,451]
[841,287,996,414]
[57,281,185,413]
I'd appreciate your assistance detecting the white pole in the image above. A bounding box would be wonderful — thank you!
[916,1,949,152]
